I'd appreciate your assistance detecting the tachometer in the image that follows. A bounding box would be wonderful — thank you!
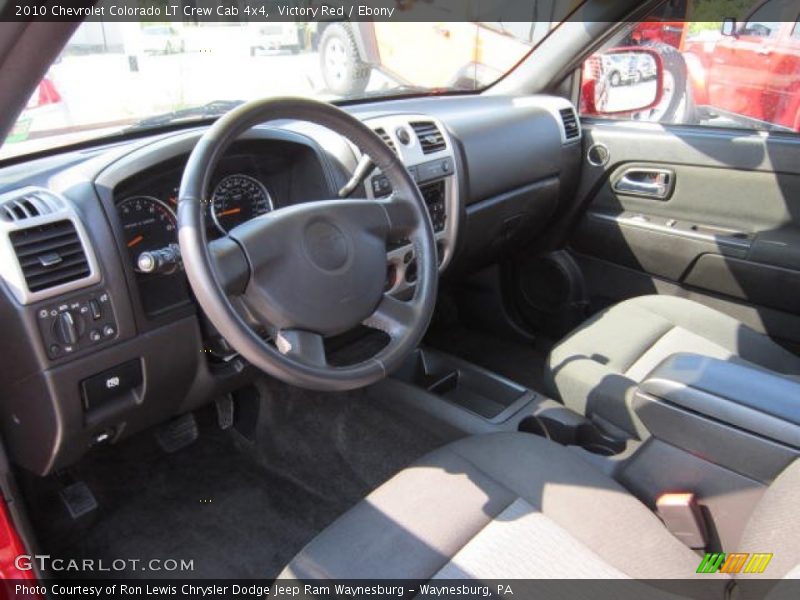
[211,174,273,234]
[116,195,177,267]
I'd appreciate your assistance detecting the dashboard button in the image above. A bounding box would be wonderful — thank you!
[89,299,102,320]
[103,325,116,338]
[81,359,142,412]
[89,330,101,342]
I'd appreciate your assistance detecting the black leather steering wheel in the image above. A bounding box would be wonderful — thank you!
[177,97,437,391]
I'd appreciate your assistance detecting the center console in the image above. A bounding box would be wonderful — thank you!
[633,353,800,483]
[363,115,459,295]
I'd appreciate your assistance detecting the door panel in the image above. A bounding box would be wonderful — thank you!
[570,120,800,344]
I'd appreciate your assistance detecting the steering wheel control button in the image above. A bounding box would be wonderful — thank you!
[304,221,350,272]
[38,289,119,359]
[80,359,142,413]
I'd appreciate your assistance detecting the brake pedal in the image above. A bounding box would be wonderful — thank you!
[59,481,98,520]
[215,396,234,430]
[155,413,198,453]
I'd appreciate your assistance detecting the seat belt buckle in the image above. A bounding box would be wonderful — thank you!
[656,492,708,549]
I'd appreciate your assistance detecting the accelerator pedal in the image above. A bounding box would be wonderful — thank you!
[215,396,234,430]
[155,413,198,454]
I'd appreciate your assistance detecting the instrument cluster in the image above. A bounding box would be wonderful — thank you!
[117,171,275,264]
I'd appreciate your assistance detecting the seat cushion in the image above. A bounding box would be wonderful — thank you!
[546,295,800,436]
[280,432,723,590]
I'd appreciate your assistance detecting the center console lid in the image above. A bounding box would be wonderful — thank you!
[634,353,800,483]
[640,353,800,448]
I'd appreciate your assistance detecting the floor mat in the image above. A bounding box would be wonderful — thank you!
[425,325,551,394]
[22,384,444,579]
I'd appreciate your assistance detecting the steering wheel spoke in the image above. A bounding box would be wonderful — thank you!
[275,329,327,367]
[363,294,415,339]
[206,236,251,297]
[377,193,419,238]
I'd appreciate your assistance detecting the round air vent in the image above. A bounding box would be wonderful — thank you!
[395,126,411,145]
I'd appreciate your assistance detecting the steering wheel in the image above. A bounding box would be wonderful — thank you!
[177,97,437,391]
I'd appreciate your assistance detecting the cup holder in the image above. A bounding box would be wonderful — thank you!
[519,415,625,456]
[574,424,626,456]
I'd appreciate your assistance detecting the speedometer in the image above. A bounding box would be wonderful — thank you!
[211,174,273,234]
[116,196,177,267]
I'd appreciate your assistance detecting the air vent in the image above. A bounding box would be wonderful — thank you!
[410,121,446,154]
[373,127,396,153]
[9,220,90,292]
[1,189,63,222]
[559,107,580,141]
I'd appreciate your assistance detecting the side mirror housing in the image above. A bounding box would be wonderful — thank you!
[721,18,737,37]
[581,47,664,116]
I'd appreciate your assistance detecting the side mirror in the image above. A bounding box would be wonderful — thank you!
[582,47,664,115]
[721,18,737,37]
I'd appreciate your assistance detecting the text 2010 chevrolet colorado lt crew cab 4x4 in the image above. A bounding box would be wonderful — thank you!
[0,0,798,598]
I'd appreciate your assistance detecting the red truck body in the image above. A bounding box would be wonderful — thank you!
[683,20,800,131]
[584,1,800,132]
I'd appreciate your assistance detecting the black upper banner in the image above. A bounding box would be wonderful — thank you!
[0,0,794,23]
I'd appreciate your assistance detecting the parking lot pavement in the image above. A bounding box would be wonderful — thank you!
[42,49,393,133]
[48,50,318,128]
[4,48,396,158]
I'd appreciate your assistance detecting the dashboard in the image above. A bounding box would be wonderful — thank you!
[0,94,581,475]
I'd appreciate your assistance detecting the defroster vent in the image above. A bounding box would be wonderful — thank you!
[559,108,580,141]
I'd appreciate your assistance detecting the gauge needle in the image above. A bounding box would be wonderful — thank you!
[217,207,242,217]
[127,235,144,248]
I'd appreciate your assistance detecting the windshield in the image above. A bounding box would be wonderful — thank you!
[2,20,555,160]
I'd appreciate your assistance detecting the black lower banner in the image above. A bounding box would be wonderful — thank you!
[3,579,800,600]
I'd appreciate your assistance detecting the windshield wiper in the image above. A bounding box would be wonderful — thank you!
[125,100,244,131]
[348,84,449,100]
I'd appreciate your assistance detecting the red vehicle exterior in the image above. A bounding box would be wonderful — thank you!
[684,18,800,131]
[583,0,800,132]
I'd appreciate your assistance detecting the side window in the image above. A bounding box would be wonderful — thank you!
[579,0,800,133]
[739,21,780,37]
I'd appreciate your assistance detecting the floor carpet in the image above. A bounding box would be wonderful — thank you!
[22,382,444,579]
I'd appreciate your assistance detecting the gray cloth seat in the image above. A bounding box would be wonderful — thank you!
[280,432,799,594]
[546,295,800,437]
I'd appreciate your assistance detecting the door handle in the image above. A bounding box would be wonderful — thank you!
[613,169,673,199]
[756,46,771,55]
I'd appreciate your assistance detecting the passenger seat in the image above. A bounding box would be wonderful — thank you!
[545,295,800,437]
